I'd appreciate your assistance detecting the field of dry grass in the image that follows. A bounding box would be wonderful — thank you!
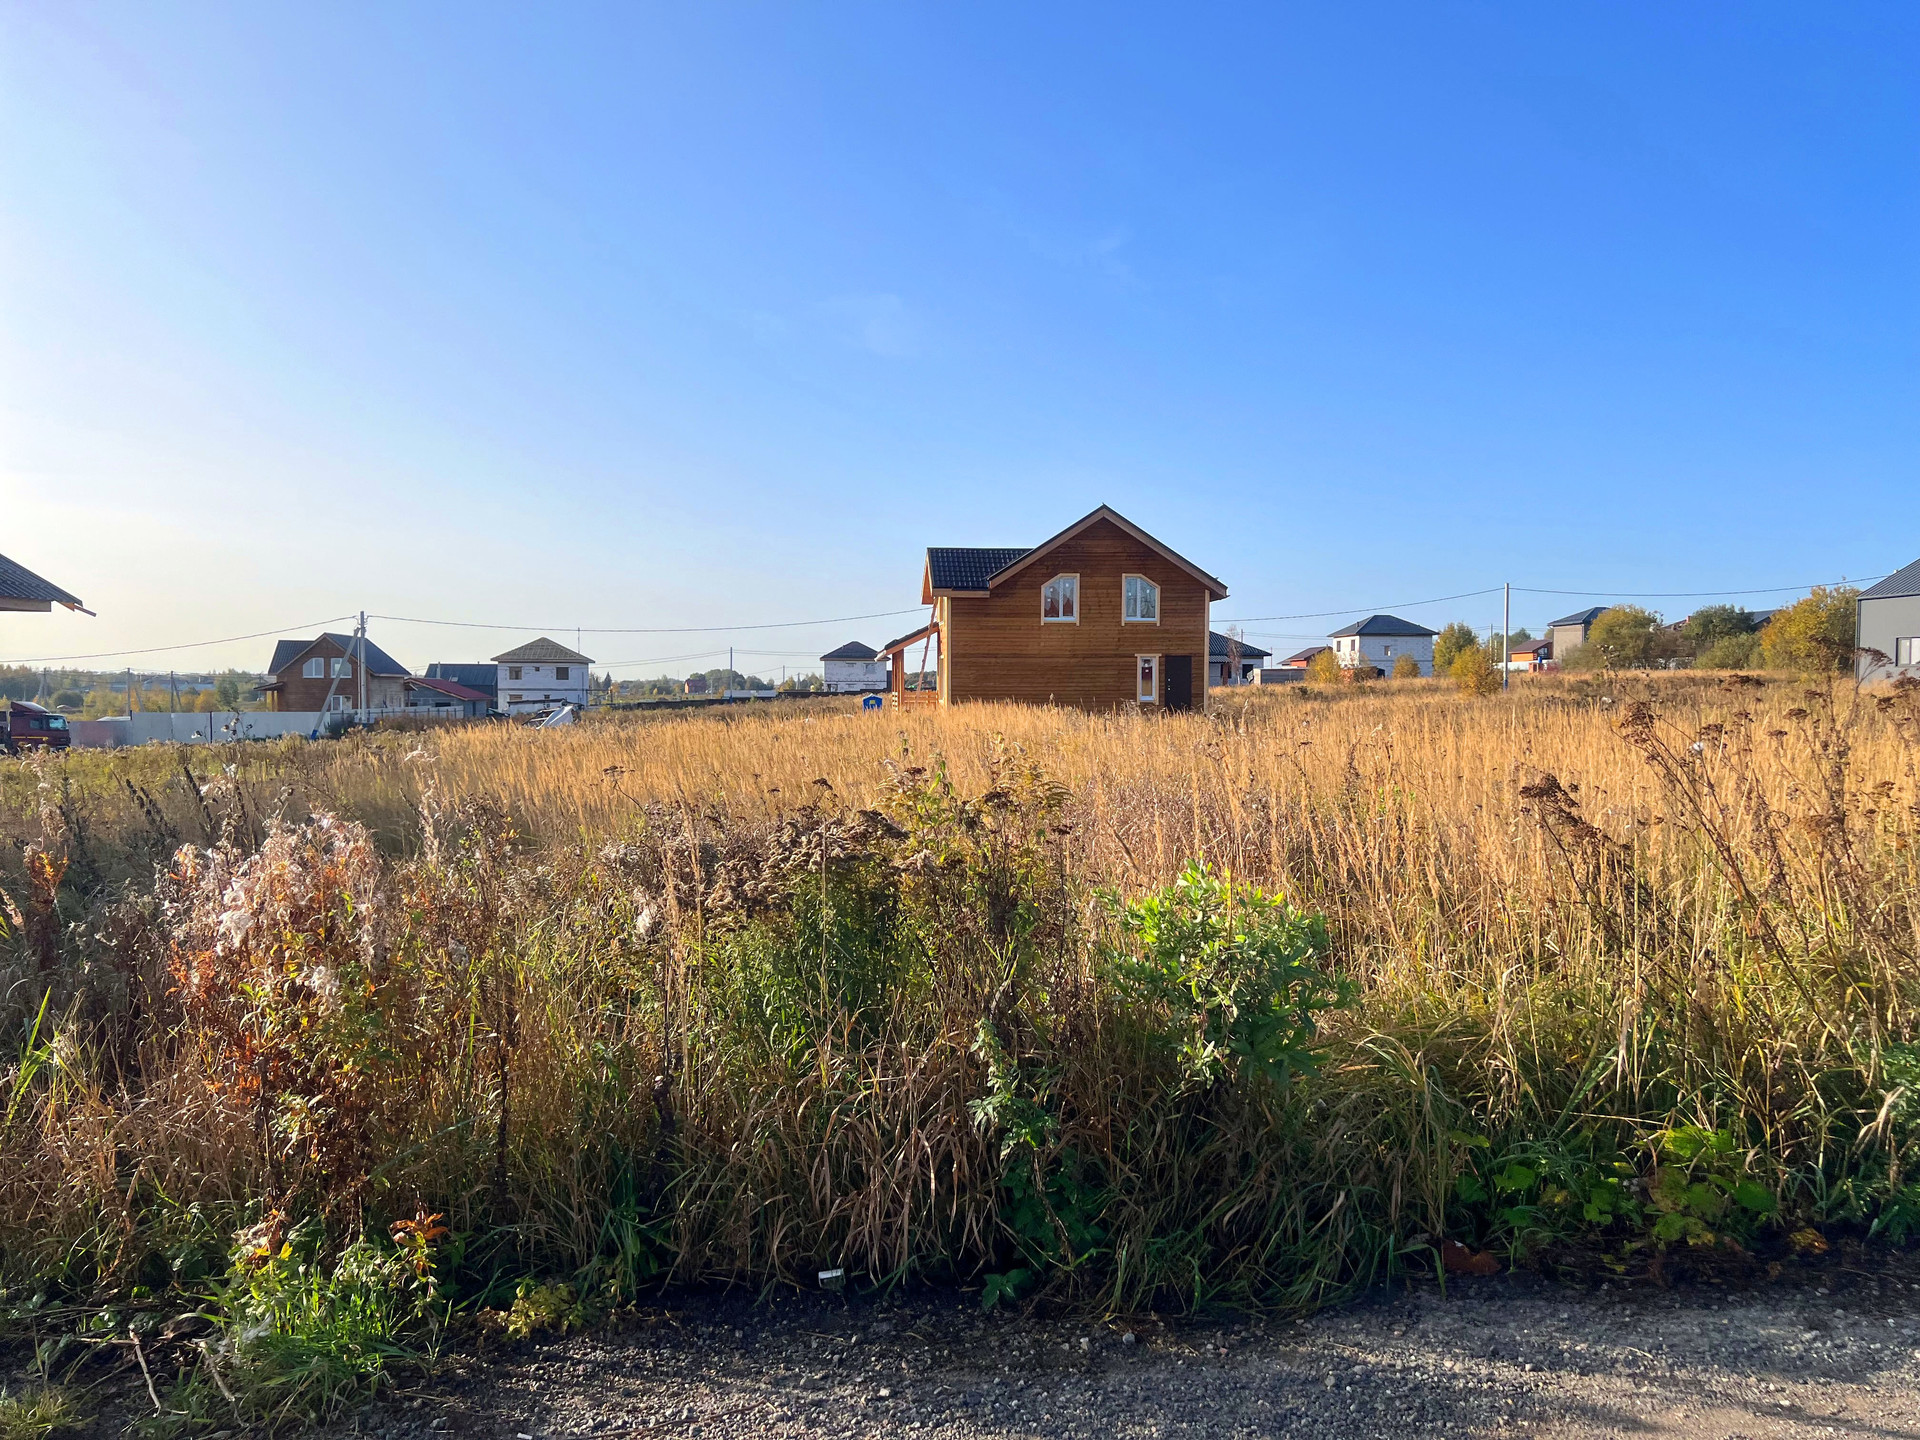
[2,671,1918,1429]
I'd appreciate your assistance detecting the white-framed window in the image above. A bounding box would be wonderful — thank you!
[327,694,350,713]
[302,657,325,679]
[1041,574,1078,623]
[508,666,523,681]
[1137,654,1160,704]
[1898,638,1920,666]
[332,658,352,678]
[555,666,570,681]
[1122,574,1159,623]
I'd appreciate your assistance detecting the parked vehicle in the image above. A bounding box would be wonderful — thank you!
[1,699,71,754]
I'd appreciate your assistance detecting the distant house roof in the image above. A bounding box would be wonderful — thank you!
[1510,637,1553,657]
[405,676,490,705]
[491,637,594,665]
[1548,607,1609,629]
[1209,631,1272,660]
[0,552,84,612]
[426,662,499,691]
[1860,559,1920,602]
[920,506,1229,602]
[1328,614,1438,638]
[268,633,410,678]
[1283,645,1330,665]
[820,641,880,662]
[925,547,1034,594]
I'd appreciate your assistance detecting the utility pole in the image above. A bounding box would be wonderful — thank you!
[728,645,734,684]
[356,611,368,717]
[1502,582,1510,690]
[170,671,179,713]
[125,668,134,716]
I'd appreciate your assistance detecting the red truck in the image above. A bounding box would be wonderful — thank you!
[1,700,72,754]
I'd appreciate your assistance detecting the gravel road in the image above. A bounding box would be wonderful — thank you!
[347,1259,1920,1440]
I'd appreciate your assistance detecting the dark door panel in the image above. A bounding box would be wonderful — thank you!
[1165,654,1193,711]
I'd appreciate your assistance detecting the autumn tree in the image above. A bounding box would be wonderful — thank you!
[1759,587,1858,673]
[1563,606,1662,670]
[1434,622,1478,674]
[1391,652,1421,679]
[1305,649,1342,685]
[1449,643,1498,696]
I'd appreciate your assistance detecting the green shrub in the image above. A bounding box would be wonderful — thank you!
[1100,862,1349,1093]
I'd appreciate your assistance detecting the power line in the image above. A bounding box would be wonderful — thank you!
[369,607,926,635]
[3,615,357,666]
[1218,587,1503,624]
[1514,576,1882,599]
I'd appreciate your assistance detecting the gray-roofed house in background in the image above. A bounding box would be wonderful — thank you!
[0,552,87,613]
[1546,607,1609,664]
[1328,614,1438,676]
[1857,558,1920,681]
[493,637,594,715]
[819,641,888,693]
[425,662,499,708]
[1207,630,1272,687]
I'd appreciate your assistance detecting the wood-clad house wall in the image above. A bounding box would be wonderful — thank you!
[941,518,1210,710]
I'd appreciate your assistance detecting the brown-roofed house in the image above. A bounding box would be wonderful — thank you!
[493,637,594,715]
[880,505,1226,711]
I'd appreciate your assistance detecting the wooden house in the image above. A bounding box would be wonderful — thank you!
[878,506,1226,711]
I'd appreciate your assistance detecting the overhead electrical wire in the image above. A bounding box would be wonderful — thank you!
[1512,577,1883,599]
[368,607,926,635]
[4,615,358,666]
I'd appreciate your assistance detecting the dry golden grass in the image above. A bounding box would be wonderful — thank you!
[3,668,1918,1340]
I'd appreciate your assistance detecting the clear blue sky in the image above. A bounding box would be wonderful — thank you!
[3,4,1916,675]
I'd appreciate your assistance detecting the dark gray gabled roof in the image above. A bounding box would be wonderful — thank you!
[0,552,83,610]
[926,547,1032,593]
[1328,613,1438,638]
[491,637,594,665]
[820,641,880,662]
[1548,606,1609,628]
[1860,559,1920,602]
[269,633,410,678]
[1209,631,1271,660]
[1283,645,1330,665]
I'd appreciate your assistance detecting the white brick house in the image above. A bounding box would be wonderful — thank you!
[493,637,593,714]
[819,640,888,693]
[1327,614,1438,676]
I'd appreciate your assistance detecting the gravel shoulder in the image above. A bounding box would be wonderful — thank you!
[357,1260,1920,1440]
[25,1258,1920,1438]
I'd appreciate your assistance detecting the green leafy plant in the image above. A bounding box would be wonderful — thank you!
[968,1020,1107,1309]
[184,1215,443,1432]
[1100,863,1349,1093]
[1646,1126,1775,1247]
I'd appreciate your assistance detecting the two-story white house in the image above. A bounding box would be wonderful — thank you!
[493,638,594,714]
[819,641,889,693]
[1327,614,1438,676]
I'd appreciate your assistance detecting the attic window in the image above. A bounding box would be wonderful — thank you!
[303,658,325,679]
[1041,574,1078,623]
[332,658,352,678]
[1123,575,1159,623]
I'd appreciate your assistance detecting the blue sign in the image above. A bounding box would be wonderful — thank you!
[861,694,884,711]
